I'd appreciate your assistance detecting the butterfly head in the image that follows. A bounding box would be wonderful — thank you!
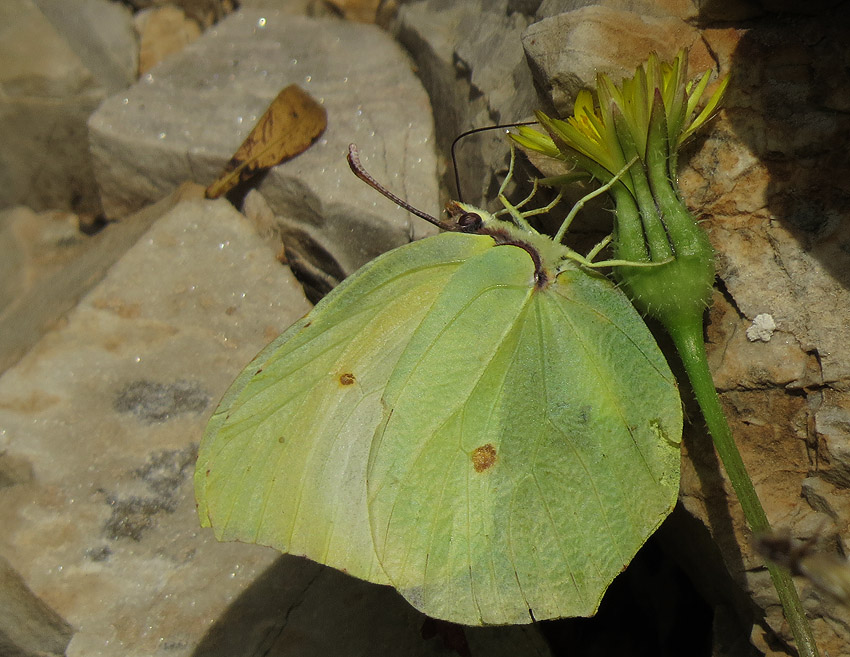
[445,201,489,234]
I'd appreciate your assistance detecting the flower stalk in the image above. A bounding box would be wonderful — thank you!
[514,51,818,657]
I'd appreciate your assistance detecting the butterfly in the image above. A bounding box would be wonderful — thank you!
[195,143,682,625]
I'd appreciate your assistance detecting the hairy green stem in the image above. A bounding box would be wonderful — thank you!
[667,315,819,657]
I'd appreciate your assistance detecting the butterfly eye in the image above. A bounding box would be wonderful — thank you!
[457,212,483,233]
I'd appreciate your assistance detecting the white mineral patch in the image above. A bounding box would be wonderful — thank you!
[746,313,777,342]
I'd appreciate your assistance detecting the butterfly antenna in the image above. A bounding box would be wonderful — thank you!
[347,144,451,230]
[450,121,538,202]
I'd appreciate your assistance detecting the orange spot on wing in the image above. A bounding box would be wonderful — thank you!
[338,372,356,386]
[471,444,497,473]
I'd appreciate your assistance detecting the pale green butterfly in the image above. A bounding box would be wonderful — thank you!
[195,143,682,625]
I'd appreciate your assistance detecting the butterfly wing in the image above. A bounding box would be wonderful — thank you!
[195,232,495,584]
[366,247,682,624]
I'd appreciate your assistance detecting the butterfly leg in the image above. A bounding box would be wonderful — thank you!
[564,244,673,269]
[553,156,639,244]
[510,178,540,211]
[491,144,538,232]
[494,144,573,233]
[562,229,674,268]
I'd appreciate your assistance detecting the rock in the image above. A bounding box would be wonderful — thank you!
[135,5,203,75]
[88,10,439,282]
[705,296,811,392]
[232,0,317,15]
[122,0,234,27]
[534,0,765,24]
[678,12,850,657]
[238,0,386,23]
[32,0,138,94]
[0,0,136,214]
[0,197,552,657]
[325,0,384,23]
[0,554,73,657]
[534,0,695,21]
[521,6,703,116]
[391,0,539,207]
[0,184,205,376]
[0,199,312,656]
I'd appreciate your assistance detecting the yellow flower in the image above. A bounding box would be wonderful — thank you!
[513,48,728,333]
[513,50,728,185]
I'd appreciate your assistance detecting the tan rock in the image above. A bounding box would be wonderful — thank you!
[136,5,202,75]
[0,185,206,376]
[522,6,705,114]
[676,14,850,655]
[0,199,313,656]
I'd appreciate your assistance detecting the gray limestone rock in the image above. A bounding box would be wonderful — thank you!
[391,0,539,208]
[88,10,439,280]
[32,0,138,94]
[0,199,312,656]
[0,0,136,214]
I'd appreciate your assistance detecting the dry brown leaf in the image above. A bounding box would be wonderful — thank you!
[206,85,327,198]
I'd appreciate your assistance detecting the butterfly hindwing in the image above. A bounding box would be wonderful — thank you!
[366,248,681,624]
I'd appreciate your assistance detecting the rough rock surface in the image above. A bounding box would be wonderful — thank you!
[32,0,138,94]
[521,6,703,115]
[0,185,205,376]
[0,200,313,656]
[88,10,439,279]
[390,0,540,210]
[0,0,137,214]
[135,5,203,74]
[679,14,850,656]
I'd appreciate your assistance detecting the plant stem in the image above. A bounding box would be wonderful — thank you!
[667,314,820,657]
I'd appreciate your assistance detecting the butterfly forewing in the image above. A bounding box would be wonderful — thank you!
[195,232,495,584]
